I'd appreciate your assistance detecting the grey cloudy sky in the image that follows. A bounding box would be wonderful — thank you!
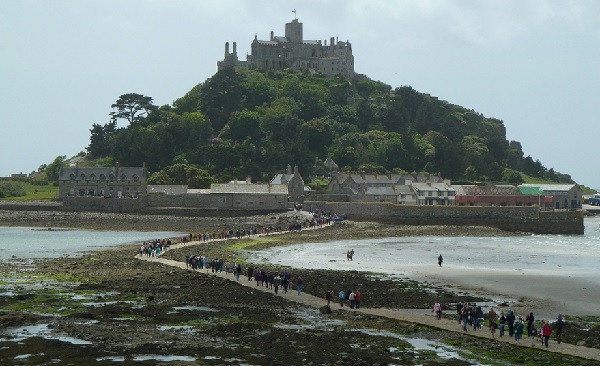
[1,0,598,188]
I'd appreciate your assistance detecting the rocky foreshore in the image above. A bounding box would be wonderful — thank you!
[1,209,598,365]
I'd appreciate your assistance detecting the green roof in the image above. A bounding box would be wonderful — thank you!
[518,186,544,195]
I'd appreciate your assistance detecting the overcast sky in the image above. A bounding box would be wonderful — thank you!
[1,1,598,188]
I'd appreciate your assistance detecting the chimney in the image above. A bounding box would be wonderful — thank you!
[233,42,237,56]
[270,31,274,41]
[225,42,229,56]
[287,164,292,175]
[294,164,299,176]
[330,37,335,48]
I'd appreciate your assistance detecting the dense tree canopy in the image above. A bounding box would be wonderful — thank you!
[84,68,572,186]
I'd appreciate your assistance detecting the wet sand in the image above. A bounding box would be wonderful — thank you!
[407,266,600,319]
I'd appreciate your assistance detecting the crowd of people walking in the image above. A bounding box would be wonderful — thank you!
[139,239,172,257]
[452,302,565,348]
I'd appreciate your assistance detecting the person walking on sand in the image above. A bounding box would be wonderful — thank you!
[355,290,361,309]
[438,254,443,267]
[541,320,553,348]
[514,318,524,342]
[473,306,483,331]
[338,289,345,307]
[555,314,565,344]
[296,276,303,296]
[432,302,442,319]
[506,309,515,337]
[490,318,498,338]
[499,312,506,337]
[325,289,332,305]
[461,306,469,331]
[488,308,497,327]
[526,312,535,338]
[529,322,538,347]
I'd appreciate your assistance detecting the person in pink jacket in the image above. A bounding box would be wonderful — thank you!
[541,320,553,347]
[432,302,442,319]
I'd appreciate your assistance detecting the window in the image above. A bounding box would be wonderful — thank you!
[80,174,86,182]
[132,174,139,183]
[109,174,115,182]
[120,174,127,182]
[70,174,76,181]
[99,174,106,182]
[90,174,96,182]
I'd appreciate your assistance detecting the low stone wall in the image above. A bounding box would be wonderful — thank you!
[60,194,287,216]
[305,201,584,234]
[11,197,583,234]
[144,207,286,217]
[147,192,287,210]
[63,196,148,213]
[306,193,351,202]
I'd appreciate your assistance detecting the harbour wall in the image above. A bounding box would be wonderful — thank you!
[0,199,584,234]
[305,201,584,234]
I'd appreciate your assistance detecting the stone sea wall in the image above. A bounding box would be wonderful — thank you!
[3,198,583,234]
[305,201,584,234]
[61,195,287,216]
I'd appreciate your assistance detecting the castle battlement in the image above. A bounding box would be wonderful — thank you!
[217,17,354,78]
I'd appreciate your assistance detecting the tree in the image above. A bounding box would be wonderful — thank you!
[173,83,203,114]
[221,110,261,142]
[148,164,213,188]
[110,93,157,126]
[45,155,67,182]
[87,121,117,158]
[503,168,524,184]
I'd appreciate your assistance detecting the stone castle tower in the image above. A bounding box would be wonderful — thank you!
[217,17,354,78]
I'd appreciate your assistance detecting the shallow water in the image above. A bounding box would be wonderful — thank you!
[0,226,184,259]
[0,323,91,345]
[248,217,600,282]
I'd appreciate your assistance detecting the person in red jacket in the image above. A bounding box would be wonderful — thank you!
[354,290,361,309]
[541,320,553,347]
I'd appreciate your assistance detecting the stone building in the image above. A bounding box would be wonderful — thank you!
[455,185,551,207]
[326,172,451,205]
[411,181,455,206]
[270,164,305,201]
[58,166,147,199]
[518,184,582,209]
[218,17,354,78]
[146,176,288,211]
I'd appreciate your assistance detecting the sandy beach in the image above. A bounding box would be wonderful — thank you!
[408,266,600,319]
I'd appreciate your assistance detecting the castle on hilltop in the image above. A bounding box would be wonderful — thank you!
[218,17,354,78]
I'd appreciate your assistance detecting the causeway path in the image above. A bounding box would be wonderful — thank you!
[136,230,600,362]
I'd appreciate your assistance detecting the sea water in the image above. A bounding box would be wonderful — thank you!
[248,217,600,281]
[0,226,184,260]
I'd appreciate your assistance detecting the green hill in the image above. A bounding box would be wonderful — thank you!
[83,68,574,187]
